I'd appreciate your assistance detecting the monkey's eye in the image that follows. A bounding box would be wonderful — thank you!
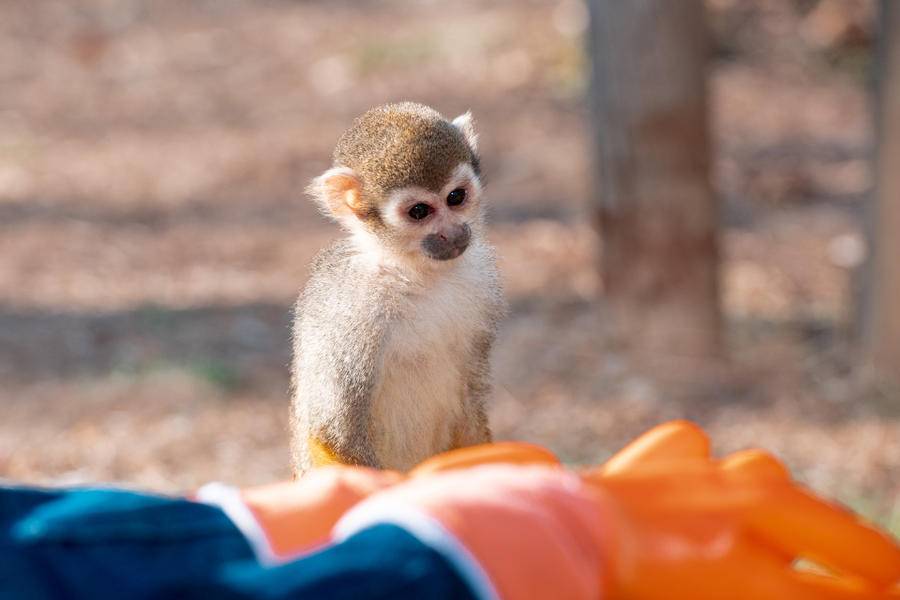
[408,203,433,221]
[446,188,466,207]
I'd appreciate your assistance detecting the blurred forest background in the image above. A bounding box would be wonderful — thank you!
[1,0,898,526]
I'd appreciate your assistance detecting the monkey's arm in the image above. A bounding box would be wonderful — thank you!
[293,316,387,471]
[452,329,495,448]
[291,266,396,474]
[319,324,386,468]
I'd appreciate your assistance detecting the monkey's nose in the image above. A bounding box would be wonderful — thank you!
[421,223,472,261]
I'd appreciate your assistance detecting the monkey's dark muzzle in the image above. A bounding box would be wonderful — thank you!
[422,224,471,261]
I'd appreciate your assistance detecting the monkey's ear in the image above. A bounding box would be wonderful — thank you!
[308,167,365,220]
[452,111,478,153]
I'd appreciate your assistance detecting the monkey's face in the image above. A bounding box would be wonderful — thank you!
[310,103,484,267]
[379,162,482,262]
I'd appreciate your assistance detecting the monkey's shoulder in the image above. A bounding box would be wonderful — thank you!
[297,241,390,318]
[305,240,366,288]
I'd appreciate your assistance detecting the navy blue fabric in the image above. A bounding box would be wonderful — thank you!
[0,486,256,600]
[206,524,480,600]
[0,485,479,600]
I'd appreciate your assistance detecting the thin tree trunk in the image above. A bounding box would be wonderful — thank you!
[864,0,900,378]
[586,0,722,360]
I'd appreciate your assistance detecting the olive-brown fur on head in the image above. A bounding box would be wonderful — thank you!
[334,102,479,197]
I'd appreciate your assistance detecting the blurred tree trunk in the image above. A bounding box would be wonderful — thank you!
[586,0,722,360]
[863,0,900,378]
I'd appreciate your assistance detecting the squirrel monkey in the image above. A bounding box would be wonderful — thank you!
[290,102,505,474]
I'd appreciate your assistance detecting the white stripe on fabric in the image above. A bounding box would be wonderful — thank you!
[194,482,280,566]
[334,500,500,600]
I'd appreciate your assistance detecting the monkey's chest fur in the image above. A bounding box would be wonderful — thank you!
[371,269,489,470]
[291,241,501,473]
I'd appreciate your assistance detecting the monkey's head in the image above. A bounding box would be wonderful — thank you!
[310,102,483,265]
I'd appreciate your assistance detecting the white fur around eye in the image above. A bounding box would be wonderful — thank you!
[442,163,482,200]
[381,164,481,228]
[382,186,434,228]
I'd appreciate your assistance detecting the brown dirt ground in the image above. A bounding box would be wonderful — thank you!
[1,0,898,528]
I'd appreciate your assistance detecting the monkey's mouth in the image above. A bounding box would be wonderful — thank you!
[422,240,469,261]
[421,226,471,261]
[427,245,467,261]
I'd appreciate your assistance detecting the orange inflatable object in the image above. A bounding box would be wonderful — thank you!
[597,419,711,477]
[410,441,560,476]
[587,420,900,599]
[337,464,611,600]
[238,421,900,599]
[241,467,401,559]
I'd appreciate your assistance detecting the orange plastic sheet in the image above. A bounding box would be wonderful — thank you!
[586,420,900,599]
[240,421,900,598]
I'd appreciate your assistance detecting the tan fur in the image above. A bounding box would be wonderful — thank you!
[290,103,504,474]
